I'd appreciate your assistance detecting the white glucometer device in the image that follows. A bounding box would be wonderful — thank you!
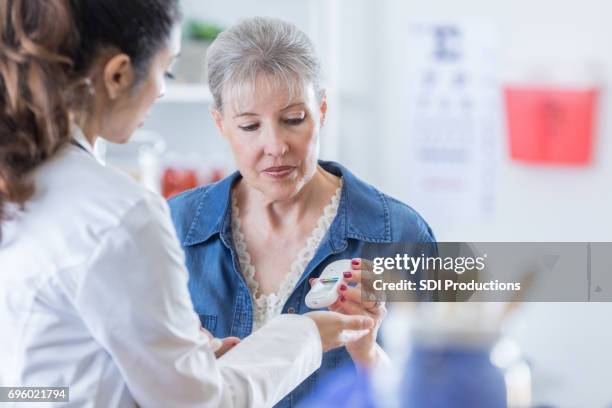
[305,259,353,309]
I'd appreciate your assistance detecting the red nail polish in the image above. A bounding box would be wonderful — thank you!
[343,271,352,278]
[352,259,360,266]
[340,284,347,291]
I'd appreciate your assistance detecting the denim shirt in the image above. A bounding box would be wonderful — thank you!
[168,161,436,408]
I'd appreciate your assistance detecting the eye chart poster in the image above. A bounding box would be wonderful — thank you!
[404,20,500,222]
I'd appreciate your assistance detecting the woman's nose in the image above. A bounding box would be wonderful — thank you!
[262,127,289,157]
[158,82,167,99]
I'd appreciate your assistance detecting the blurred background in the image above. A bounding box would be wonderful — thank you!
[106,0,612,406]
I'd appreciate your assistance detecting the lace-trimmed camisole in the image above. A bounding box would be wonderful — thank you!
[230,180,343,331]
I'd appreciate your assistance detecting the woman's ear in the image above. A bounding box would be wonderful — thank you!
[210,107,227,138]
[319,91,328,128]
[103,53,135,100]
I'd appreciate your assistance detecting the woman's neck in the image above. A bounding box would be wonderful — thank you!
[74,111,101,147]
[81,122,99,147]
[237,166,340,231]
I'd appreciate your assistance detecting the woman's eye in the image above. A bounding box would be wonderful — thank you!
[284,117,305,126]
[164,72,176,80]
[239,123,260,132]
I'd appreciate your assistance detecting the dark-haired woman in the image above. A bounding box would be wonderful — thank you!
[0,1,373,406]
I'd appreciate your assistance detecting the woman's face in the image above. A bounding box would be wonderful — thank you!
[212,75,327,202]
[99,24,182,143]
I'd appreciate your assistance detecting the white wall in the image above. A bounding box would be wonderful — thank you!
[333,0,612,242]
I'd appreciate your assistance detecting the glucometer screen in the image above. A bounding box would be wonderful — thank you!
[311,277,339,294]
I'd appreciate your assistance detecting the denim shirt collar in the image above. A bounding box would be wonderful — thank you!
[182,160,392,248]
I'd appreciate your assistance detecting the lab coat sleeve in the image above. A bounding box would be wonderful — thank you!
[70,192,322,408]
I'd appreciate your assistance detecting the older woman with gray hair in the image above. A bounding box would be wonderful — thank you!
[169,16,435,407]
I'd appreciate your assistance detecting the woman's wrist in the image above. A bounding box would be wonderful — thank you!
[347,341,382,368]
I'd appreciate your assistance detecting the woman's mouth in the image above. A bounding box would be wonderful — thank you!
[262,166,296,179]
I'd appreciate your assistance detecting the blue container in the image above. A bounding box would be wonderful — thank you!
[401,343,507,408]
[299,340,510,408]
[297,365,377,408]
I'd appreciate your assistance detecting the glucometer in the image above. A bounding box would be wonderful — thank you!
[305,259,353,309]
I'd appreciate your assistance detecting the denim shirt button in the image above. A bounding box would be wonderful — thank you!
[287,307,296,314]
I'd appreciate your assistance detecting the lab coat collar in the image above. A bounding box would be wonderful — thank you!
[72,126,106,165]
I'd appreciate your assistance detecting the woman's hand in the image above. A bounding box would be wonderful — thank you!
[315,258,388,368]
[303,311,374,352]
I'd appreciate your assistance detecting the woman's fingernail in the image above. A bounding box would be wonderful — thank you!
[340,284,347,291]
[340,296,346,302]
[352,259,360,266]
[343,271,352,279]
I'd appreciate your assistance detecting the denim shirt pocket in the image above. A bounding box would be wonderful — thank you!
[198,314,218,332]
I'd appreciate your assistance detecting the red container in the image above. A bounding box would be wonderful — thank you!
[161,165,227,199]
[504,86,598,165]
[162,167,199,199]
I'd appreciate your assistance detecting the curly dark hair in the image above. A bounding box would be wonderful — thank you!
[0,0,181,240]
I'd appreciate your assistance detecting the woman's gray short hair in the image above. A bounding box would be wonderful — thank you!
[206,16,323,111]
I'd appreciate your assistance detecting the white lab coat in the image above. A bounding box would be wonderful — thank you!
[0,130,322,407]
